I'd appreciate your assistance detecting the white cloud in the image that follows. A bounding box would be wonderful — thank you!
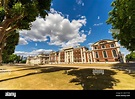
[81,30,84,33]
[87,43,94,50]
[51,3,53,6]
[19,37,28,45]
[35,43,37,46]
[15,49,52,57]
[88,43,93,46]
[93,23,103,26]
[120,47,130,56]
[82,3,84,6]
[61,34,86,48]
[88,28,92,35]
[76,0,84,6]
[20,8,87,48]
[98,16,100,19]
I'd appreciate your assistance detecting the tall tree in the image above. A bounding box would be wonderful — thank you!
[2,30,19,63]
[106,0,135,51]
[0,0,52,64]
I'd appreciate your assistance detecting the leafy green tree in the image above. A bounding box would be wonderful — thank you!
[126,52,135,61]
[2,30,19,63]
[0,0,52,64]
[106,0,135,51]
[8,54,18,63]
[21,59,26,63]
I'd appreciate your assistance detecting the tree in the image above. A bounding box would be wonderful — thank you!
[2,30,19,63]
[0,0,52,64]
[106,0,135,51]
[126,52,135,61]
[8,54,18,63]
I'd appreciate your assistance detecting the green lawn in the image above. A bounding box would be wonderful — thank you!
[0,64,135,90]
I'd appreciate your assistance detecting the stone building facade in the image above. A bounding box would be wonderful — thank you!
[26,39,124,65]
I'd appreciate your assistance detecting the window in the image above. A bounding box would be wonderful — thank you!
[110,44,115,47]
[115,59,118,61]
[102,45,105,49]
[103,51,107,58]
[97,59,99,62]
[105,59,108,62]
[94,46,97,49]
[112,50,117,57]
[95,52,99,58]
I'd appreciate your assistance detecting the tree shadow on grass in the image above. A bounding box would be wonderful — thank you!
[111,63,135,78]
[0,66,78,82]
[66,68,119,90]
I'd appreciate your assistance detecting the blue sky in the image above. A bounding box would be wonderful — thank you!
[15,0,130,56]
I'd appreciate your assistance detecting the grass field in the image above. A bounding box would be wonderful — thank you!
[0,64,135,90]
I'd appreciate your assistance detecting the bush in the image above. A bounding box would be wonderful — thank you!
[21,60,26,63]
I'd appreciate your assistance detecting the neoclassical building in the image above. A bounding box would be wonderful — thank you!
[91,39,124,62]
[26,39,124,65]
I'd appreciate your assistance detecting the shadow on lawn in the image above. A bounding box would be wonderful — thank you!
[111,63,135,78]
[66,68,119,90]
[0,66,77,82]
[0,66,120,90]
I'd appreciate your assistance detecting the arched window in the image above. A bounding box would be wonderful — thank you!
[112,50,117,57]
[95,52,99,58]
[110,44,115,47]
[103,51,107,58]
[101,45,105,49]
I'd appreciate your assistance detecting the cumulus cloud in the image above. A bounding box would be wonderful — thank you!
[15,49,52,57]
[20,8,87,48]
[19,37,28,45]
[93,23,103,26]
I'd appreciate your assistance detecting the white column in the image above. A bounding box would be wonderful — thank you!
[55,53,56,64]
[117,48,120,53]
[58,53,60,63]
[92,51,95,62]
[81,48,83,63]
[72,51,74,63]
[87,52,89,63]
[66,52,68,63]
[69,51,71,63]
[65,51,66,63]
[115,42,119,47]
[84,51,86,63]
[115,42,120,53]
[90,52,92,63]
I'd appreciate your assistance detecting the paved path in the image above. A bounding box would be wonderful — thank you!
[39,64,112,70]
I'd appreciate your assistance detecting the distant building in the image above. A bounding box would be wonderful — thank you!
[26,39,124,65]
[26,53,49,65]
[49,51,59,64]
[59,46,89,64]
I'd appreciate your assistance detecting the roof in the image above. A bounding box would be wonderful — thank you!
[91,39,117,46]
